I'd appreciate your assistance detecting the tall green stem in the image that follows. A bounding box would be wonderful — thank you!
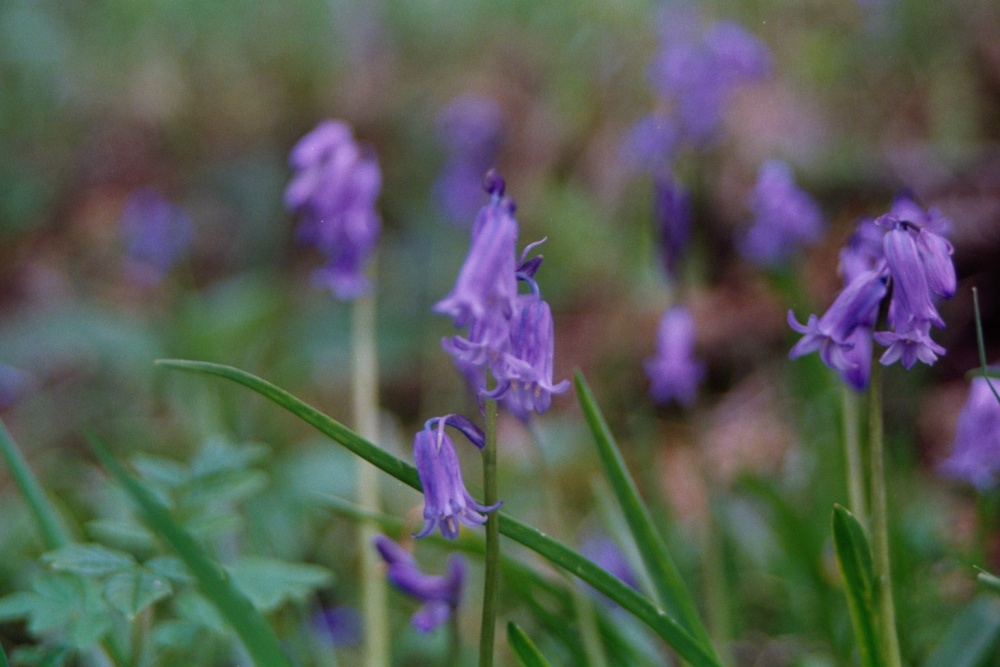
[842,386,868,525]
[479,394,500,667]
[351,294,389,667]
[867,356,902,667]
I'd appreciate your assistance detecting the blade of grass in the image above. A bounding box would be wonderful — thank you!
[0,419,73,549]
[923,596,1000,667]
[507,622,553,667]
[572,370,716,657]
[84,434,292,667]
[971,287,1000,404]
[156,359,721,667]
[832,504,881,667]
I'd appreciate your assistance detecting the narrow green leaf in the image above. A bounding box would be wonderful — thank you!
[158,359,722,667]
[42,543,137,577]
[507,622,553,667]
[0,419,72,549]
[924,596,1000,667]
[103,568,173,619]
[977,568,1000,597]
[84,434,292,667]
[832,504,881,667]
[971,287,1000,404]
[0,633,8,667]
[573,370,716,654]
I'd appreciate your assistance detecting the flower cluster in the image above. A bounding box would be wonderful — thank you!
[645,306,704,407]
[789,195,956,387]
[373,535,466,633]
[435,171,569,420]
[940,377,1000,489]
[284,120,381,300]
[623,5,771,170]
[413,415,500,540]
[739,160,825,267]
[120,188,193,287]
[434,95,504,224]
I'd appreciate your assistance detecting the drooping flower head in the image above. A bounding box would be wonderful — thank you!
[373,535,466,633]
[413,415,500,540]
[434,95,504,224]
[939,376,1000,489]
[284,120,381,300]
[120,188,193,287]
[740,160,824,267]
[435,171,569,419]
[311,606,362,647]
[788,195,957,383]
[645,306,704,406]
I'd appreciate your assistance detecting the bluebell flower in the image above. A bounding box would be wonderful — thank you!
[654,176,692,278]
[838,218,885,284]
[580,534,640,593]
[433,174,518,328]
[312,606,362,647]
[284,120,381,300]
[413,418,500,540]
[872,321,946,369]
[621,113,679,174]
[740,160,824,267]
[373,535,466,633]
[645,306,704,406]
[120,188,193,287]
[939,377,1000,489]
[487,295,570,421]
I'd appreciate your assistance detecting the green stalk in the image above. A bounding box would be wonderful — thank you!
[351,294,389,667]
[479,394,500,667]
[842,385,868,525]
[867,353,902,667]
[0,419,73,549]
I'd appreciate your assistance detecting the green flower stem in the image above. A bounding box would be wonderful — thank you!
[479,394,500,667]
[0,419,72,549]
[868,355,902,667]
[351,294,389,667]
[842,385,868,525]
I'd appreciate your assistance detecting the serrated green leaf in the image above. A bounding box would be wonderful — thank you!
[144,556,193,584]
[181,469,269,508]
[190,437,269,478]
[42,543,137,576]
[104,568,173,619]
[227,556,333,612]
[131,454,189,489]
[0,592,41,621]
[924,596,1000,667]
[573,371,716,657]
[156,359,722,667]
[832,505,881,667]
[10,644,71,667]
[85,434,292,667]
[151,619,204,650]
[4,573,113,649]
[86,517,157,552]
[173,590,228,635]
[508,622,553,667]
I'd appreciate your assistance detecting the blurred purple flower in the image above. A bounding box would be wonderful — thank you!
[621,113,679,175]
[645,306,704,406]
[654,176,692,278]
[0,364,34,411]
[580,534,639,594]
[413,419,500,540]
[312,606,362,647]
[939,377,1000,489]
[740,160,824,267]
[374,535,466,633]
[647,8,771,144]
[839,218,885,284]
[284,120,381,300]
[120,188,193,287]
[487,295,570,421]
[435,95,504,223]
